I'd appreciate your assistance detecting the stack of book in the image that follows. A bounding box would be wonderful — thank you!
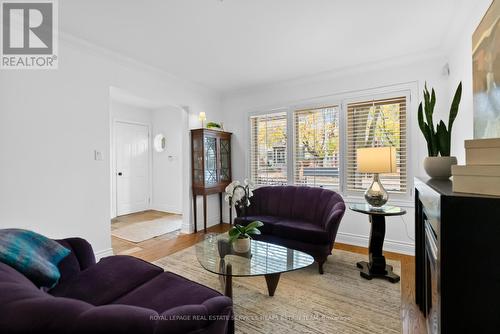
[452,138,500,196]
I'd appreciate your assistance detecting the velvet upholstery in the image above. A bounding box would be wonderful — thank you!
[0,236,233,334]
[235,186,345,273]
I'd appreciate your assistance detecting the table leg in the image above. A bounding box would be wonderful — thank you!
[357,214,400,283]
[192,194,197,233]
[203,194,207,233]
[224,263,232,298]
[219,192,223,224]
[264,273,281,296]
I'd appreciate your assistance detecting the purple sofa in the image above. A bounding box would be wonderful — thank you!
[0,237,233,334]
[235,186,346,274]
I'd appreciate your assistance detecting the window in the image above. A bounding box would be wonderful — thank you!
[293,106,340,189]
[346,96,407,194]
[250,112,288,185]
[248,90,410,197]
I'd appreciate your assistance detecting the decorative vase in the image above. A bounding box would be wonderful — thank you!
[423,156,457,179]
[232,237,251,253]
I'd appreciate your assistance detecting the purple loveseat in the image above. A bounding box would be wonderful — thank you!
[0,237,233,334]
[235,186,346,274]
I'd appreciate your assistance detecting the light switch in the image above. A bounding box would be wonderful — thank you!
[94,150,103,161]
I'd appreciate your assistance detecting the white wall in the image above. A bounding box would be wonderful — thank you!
[222,56,452,255]
[445,0,493,155]
[151,107,183,214]
[0,36,223,257]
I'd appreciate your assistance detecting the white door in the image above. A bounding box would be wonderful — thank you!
[115,121,150,216]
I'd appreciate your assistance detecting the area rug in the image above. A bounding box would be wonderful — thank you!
[154,246,402,334]
[112,215,182,243]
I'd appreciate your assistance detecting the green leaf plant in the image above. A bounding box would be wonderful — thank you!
[228,221,264,243]
[418,82,462,157]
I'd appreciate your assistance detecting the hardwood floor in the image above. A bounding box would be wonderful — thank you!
[111,210,426,334]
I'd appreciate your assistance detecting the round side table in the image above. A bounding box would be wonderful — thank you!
[349,203,406,283]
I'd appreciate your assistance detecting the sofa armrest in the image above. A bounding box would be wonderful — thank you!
[324,202,346,241]
[58,237,96,270]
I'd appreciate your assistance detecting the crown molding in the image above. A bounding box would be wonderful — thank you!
[223,48,446,98]
[59,31,220,97]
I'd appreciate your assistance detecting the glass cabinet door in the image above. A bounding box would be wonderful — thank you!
[204,136,217,185]
[192,136,204,186]
[220,138,231,182]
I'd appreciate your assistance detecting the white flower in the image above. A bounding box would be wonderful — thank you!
[225,181,238,194]
[233,187,245,202]
[248,189,254,198]
[224,194,231,202]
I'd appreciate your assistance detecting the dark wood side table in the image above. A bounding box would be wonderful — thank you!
[349,203,406,283]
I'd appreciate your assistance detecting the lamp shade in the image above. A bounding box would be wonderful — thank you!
[357,147,396,174]
[198,112,206,121]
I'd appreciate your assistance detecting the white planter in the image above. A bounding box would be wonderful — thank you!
[424,156,457,180]
[232,237,251,253]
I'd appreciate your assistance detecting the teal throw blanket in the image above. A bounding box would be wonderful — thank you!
[0,229,70,288]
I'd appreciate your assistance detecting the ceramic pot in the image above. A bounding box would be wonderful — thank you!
[232,237,251,253]
[423,156,457,179]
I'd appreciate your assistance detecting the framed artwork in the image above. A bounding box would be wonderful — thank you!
[473,0,500,138]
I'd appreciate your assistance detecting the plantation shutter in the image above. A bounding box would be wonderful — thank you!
[250,112,288,186]
[293,106,340,189]
[346,96,408,193]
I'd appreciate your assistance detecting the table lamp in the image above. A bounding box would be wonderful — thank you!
[357,147,396,208]
[198,112,206,128]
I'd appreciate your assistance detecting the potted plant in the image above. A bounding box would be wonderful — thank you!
[418,82,462,179]
[228,221,263,253]
[224,179,254,223]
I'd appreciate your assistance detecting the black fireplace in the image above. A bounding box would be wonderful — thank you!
[415,177,500,333]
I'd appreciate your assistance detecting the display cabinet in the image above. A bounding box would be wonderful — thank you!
[191,128,232,232]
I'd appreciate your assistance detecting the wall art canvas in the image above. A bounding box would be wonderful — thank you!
[473,0,500,138]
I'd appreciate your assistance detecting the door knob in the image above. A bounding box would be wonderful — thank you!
[118,172,123,176]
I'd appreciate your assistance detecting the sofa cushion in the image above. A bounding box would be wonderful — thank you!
[273,219,330,244]
[111,272,221,313]
[233,215,280,234]
[49,255,163,305]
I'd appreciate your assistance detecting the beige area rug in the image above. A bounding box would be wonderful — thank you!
[112,215,182,243]
[154,246,402,334]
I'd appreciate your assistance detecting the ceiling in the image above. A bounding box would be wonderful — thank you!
[60,0,473,93]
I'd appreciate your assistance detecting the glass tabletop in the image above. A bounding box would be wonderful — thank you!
[195,233,314,277]
[349,203,406,216]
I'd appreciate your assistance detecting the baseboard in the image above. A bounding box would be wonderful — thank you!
[94,248,114,260]
[151,204,182,214]
[335,232,415,256]
[182,215,221,234]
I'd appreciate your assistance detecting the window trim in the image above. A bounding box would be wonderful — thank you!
[246,83,417,205]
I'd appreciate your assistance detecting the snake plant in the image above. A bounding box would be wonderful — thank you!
[418,82,462,157]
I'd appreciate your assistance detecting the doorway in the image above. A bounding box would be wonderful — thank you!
[114,121,151,216]
[109,88,190,255]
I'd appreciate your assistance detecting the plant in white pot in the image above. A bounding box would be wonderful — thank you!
[228,221,263,253]
[418,82,462,179]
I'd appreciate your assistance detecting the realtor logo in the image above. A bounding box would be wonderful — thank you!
[1,0,58,69]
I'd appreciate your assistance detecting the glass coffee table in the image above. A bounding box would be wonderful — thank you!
[196,233,314,298]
